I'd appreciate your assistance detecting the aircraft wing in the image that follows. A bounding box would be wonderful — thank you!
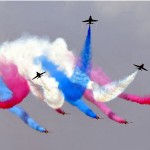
[143,68,148,71]
[82,19,89,22]
[32,75,38,80]
[91,19,98,22]
[41,71,46,75]
[133,64,139,67]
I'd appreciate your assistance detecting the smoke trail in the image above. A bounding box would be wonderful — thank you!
[120,93,150,105]
[28,79,66,115]
[28,79,44,101]
[71,26,91,88]
[0,35,139,110]
[9,106,48,133]
[76,26,133,123]
[91,67,150,104]
[77,25,91,75]
[84,90,128,124]
[0,25,143,129]
[0,59,29,109]
[35,56,86,101]
[84,71,137,123]
[0,77,13,101]
[92,71,138,102]
[0,36,66,109]
[71,67,90,88]
[36,55,98,119]
[75,26,137,103]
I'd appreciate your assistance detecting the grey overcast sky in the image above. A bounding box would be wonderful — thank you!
[0,1,150,150]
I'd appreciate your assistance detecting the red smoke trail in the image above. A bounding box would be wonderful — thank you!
[84,90,127,124]
[91,67,150,105]
[0,59,30,108]
[84,67,138,124]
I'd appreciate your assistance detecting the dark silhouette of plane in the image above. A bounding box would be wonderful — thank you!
[44,129,49,134]
[82,15,98,24]
[133,64,148,71]
[32,71,46,80]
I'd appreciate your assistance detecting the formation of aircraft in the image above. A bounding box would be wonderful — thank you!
[31,16,148,83]
[82,16,148,72]
[31,16,148,82]
[32,71,46,80]
[31,16,98,81]
[82,15,98,24]
[133,64,148,71]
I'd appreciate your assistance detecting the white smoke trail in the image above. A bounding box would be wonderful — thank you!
[91,71,138,102]
[28,80,44,101]
[0,36,68,109]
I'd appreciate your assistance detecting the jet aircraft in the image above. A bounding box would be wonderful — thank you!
[32,71,46,80]
[44,129,49,134]
[82,15,98,24]
[133,64,148,71]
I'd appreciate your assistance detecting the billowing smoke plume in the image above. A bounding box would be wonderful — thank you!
[0,25,140,130]
[0,36,66,109]
[0,32,137,114]
[0,59,29,109]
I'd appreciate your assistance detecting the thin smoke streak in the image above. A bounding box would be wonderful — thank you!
[9,106,48,133]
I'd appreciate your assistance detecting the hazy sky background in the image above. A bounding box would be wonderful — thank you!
[0,2,150,150]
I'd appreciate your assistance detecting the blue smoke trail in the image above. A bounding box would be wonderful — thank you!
[9,106,48,133]
[69,99,97,118]
[35,55,97,119]
[69,26,96,118]
[71,26,91,88]
[70,67,90,88]
[0,77,12,101]
[78,25,91,75]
